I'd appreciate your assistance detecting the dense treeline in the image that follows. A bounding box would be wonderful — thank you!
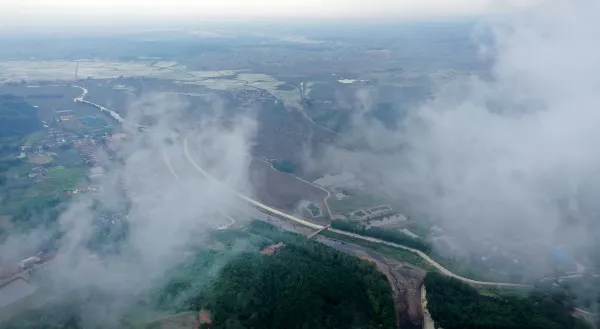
[424,272,588,329]
[174,221,396,329]
[203,221,395,329]
[0,94,42,138]
[331,220,431,253]
[2,221,396,329]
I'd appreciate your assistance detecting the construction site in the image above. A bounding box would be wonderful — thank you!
[316,236,427,329]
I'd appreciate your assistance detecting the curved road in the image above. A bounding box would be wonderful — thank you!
[182,137,527,288]
[162,148,236,231]
[327,228,526,288]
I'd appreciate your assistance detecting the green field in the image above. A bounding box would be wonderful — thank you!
[24,131,46,145]
[45,166,86,190]
[4,221,396,329]
[53,149,83,167]
[330,195,380,214]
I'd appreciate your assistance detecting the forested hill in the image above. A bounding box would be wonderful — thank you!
[0,94,42,138]
[1,221,396,329]
[424,272,589,329]
[191,221,396,329]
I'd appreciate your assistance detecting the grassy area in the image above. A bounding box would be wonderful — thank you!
[45,166,86,190]
[53,149,83,167]
[405,222,432,238]
[24,131,46,145]
[330,195,380,214]
[11,161,35,176]
[478,288,500,297]
[0,135,21,155]
[321,230,436,271]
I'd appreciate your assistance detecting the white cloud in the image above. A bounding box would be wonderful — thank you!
[0,0,548,24]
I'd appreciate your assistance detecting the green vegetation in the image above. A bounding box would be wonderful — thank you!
[559,277,600,312]
[0,136,21,157]
[425,272,588,329]
[0,94,42,138]
[0,162,86,230]
[306,202,321,217]
[0,157,24,174]
[198,221,395,329]
[45,166,86,190]
[405,222,432,238]
[271,159,296,174]
[4,221,396,329]
[353,210,367,217]
[322,230,435,271]
[24,131,46,145]
[331,220,431,253]
[329,194,379,214]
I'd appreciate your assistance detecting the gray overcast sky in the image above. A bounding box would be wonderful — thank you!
[0,0,546,24]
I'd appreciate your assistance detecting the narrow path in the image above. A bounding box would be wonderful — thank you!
[297,105,341,136]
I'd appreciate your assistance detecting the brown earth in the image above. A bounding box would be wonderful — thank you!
[147,312,196,329]
[248,158,328,221]
[355,251,426,328]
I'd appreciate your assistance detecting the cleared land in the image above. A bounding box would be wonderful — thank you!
[316,235,426,328]
[248,158,328,221]
[0,61,234,83]
[329,194,381,214]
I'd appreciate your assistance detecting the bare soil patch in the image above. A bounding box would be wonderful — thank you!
[248,158,328,220]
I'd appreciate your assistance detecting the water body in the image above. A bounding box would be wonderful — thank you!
[73,85,124,124]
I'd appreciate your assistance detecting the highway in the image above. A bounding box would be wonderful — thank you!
[183,138,323,230]
[181,137,529,288]
[327,228,527,288]
[162,147,236,230]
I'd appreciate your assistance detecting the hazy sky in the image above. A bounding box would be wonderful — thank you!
[0,0,546,25]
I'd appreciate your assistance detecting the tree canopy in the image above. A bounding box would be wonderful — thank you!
[2,221,396,329]
[424,272,588,329]
[0,94,42,138]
